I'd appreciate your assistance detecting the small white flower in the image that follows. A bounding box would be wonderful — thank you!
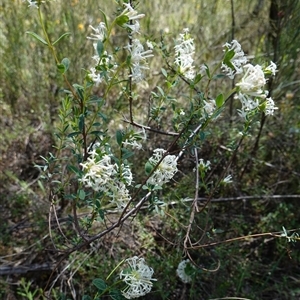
[122,3,145,21]
[264,97,278,115]
[88,49,116,85]
[265,61,277,76]
[120,256,156,299]
[222,175,233,184]
[176,260,195,283]
[174,28,196,80]
[87,22,107,42]
[23,0,38,8]
[236,64,267,98]
[222,39,248,79]
[146,40,154,50]
[88,67,102,85]
[146,149,178,187]
[198,158,211,172]
[123,128,147,150]
[236,92,259,119]
[203,99,216,116]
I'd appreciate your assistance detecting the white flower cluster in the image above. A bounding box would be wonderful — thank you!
[79,146,132,209]
[120,256,156,299]
[86,22,117,86]
[222,40,248,79]
[222,40,278,119]
[120,3,153,83]
[176,259,195,283]
[197,158,211,172]
[87,3,153,84]
[202,99,216,117]
[123,128,147,150]
[87,22,107,42]
[146,149,178,187]
[174,28,196,80]
[121,3,145,34]
[125,39,154,83]
[235,62,278,118]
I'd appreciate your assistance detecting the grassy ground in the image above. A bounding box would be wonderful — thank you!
[1,0,300,299]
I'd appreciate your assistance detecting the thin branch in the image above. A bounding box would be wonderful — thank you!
[183,148,200,250]
[123,118,179,136]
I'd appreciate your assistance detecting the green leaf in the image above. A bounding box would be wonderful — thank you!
[52,32,71,46]
[109,289,123,300]
[98,209,105,219]
[62,57,70,72]
[116,15,130,27]
[193,73,203,85]
[67,165,80,175]
[157,86,164,96]
[213,74,226,79]
[67,131,81,138]
[73,84,84,100]
[90,130,104,136]
[78,115,85,132]
[99,8,108,28]
[92,278,107,292]
[78,189,85,200]
[95,199,101,209]
[25,31,48,45]
[57,58,70,74]
[215,93,224,108]
[82,296,92,300]
[161,68,168,78]
[145,161,154,175]
[204,64,211,79]
[57,64,65,74]
[223,49,235,63]
[223,49,235,70]
[96,40,104,57]
[121,148,134,159]
[116,130,123,146]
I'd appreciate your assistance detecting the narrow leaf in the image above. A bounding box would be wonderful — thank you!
[96,40,104,57]
[78,189,85,200]
[26,31,48,45]
[116,130,123,146]
[215,94,224,108]
[68,131,81,138]
[78,115,85,132]
[161,68,168,78]
[67,165,80,175]
[52,32,71,45]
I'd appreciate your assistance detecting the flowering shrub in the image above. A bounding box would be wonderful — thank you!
[22,0,289,298]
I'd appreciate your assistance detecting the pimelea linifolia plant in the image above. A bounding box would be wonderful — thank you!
[24,0,286,298]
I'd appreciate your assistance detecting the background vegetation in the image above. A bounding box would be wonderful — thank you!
[0,0,300,299]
